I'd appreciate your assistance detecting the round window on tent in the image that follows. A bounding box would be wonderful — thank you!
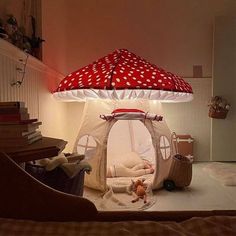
[77,135,97,160]
[159,135,171,160]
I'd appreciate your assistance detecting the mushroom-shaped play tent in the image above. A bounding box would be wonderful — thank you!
[54,49,193,191]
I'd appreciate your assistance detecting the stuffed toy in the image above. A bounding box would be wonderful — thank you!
[131,178,148,203]
[37,153,68,171]
[37,153,87,175]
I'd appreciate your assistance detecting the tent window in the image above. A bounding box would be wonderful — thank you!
[77,135,97,160]
[159,135,171,160]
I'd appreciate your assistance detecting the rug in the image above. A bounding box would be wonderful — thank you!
[203,162,236,186]
[83,176,157,211]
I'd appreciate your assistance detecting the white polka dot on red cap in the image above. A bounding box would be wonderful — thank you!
[56,49,193,95]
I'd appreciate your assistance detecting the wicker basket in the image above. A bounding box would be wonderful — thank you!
[167,155,192,187]
[25,163,91,196]
[208,106,228,119]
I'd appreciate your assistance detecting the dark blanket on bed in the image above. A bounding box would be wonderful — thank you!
[0,216,236,236]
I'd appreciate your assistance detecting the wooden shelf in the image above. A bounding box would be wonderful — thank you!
[1,137,67,163]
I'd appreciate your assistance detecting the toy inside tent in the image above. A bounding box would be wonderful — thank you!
[73,99,177,192]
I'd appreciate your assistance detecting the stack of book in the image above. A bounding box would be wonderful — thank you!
[0,101,42,149]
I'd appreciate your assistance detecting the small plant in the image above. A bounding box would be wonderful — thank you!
[1,14,44,59]
[6,14,17,26]
[208,96,230,119]
[5,14,19,44]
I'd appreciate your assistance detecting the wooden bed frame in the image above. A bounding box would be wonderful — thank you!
[0,152,235,222]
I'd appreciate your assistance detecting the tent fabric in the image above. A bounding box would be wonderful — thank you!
[53,49,193,102]
[73,100,176,191]
[53,88,193,102]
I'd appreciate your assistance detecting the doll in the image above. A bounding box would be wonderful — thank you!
[131,178,148,204]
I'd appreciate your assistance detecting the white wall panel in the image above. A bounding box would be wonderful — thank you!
[163,78,212,161]
[0,48,39,118]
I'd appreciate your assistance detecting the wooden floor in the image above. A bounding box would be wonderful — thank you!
[84,163,236,211]
[148,163,236,211]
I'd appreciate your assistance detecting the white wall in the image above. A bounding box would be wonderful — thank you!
[65,102,85,152]
[41,0,68,75]
[42,0,236,77]
[163,78,212,161]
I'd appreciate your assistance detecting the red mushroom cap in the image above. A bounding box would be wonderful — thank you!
[53,49,193,102]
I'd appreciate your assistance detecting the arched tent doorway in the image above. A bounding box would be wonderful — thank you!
[107,119,156,186]
[108,120,156,164]
[73,100,176,192]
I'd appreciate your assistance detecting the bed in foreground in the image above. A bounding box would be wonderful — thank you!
[0,152,235,235]
[0,216,236,236]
